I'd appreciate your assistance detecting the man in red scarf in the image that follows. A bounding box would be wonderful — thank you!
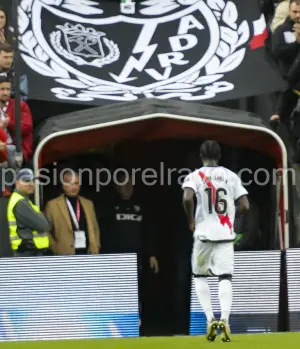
[0,76,32,163]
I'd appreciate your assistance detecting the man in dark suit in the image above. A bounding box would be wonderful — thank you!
[100,171,159,334]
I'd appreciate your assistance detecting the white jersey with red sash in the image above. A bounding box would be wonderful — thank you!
[182,166,248,242]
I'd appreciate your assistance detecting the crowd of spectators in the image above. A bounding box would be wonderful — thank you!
[267,0,300,160]
[269,0,300,122]
[0,5,32,196]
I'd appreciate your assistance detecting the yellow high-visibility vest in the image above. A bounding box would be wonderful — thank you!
[7,192,49,251]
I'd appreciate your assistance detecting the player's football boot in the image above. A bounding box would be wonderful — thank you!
[218,319,231,342]
[206,318,218,342]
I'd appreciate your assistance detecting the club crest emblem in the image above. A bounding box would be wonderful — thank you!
[51,23,120,68]
[18,0,260,103]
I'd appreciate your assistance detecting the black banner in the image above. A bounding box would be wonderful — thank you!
[6,0,284,105]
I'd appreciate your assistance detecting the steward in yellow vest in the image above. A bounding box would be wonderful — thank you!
[7,169,50,256]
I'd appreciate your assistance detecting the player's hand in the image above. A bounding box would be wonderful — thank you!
[149,256,159,274]
[189,220,195,233]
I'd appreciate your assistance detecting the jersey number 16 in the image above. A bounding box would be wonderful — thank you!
[205,187,227,214]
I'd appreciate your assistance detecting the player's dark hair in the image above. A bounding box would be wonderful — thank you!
[200,140,221,161]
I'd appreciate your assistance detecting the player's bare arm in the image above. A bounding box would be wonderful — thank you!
[236,195,250,213]
[182,187,195,232]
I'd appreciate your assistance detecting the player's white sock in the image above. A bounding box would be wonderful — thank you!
[194,278,215,322]
[218,279,232,322]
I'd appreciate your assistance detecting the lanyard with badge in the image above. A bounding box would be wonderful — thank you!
[66,199,87,249]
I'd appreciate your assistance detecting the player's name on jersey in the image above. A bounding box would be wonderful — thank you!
[204,176,228,184]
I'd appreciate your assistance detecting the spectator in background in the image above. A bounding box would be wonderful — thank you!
[0,76,33,163]
[45,170,101,255]
[270,0,300,127]
[0,43,28,100]
[0,77,18,196]
[271,0,290,32]
[0,7,13,44]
